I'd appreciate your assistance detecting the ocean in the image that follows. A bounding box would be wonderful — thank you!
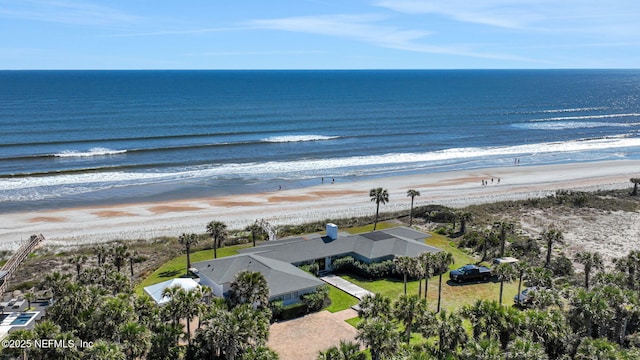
[1,70,639,213]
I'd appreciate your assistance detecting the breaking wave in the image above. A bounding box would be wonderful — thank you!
[54,147,127,158]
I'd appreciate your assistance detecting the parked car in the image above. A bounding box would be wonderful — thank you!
[493,257,519,265]
[514,286,538,306]
[449,264,492,283]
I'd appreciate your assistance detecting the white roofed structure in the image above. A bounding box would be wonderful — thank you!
[143,278,200,305]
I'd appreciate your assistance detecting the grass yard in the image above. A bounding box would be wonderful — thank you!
[338,231,521,312]
[344,221,396,234]
[325,286,359,313]
[135,244,252,294]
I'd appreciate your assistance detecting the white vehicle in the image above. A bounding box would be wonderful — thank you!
[493,257,519,265]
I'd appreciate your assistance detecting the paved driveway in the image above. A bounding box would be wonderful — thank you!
[268,309,359,360]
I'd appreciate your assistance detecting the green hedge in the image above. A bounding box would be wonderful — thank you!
[332,256,395,279]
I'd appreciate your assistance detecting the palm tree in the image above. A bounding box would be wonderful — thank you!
[406,189,420,226]
[245,221,264,247]
[522,309,570,358]
[196,303,270,360]
[127,250,145,277]
[229,270,270,309]
[614,250,640,289]
[356,317,400,360]
[418,252,436,300]
[460,338,502,360]
[630,177,640,196]
[206,220,228,259]
[526,267,553,288]
[178,287,204,345]
[24,291,35,311]
[514,261,529,306]
[478,228,498,262]
[43,271,71,298]
[318,340,365,360]
[393,294,427,343]
[494,221,514,257]
[504,337,549,360]
[358,293,391,320]
[494,263,517,305]
[436,310,468,357]
[369,187,389,231]
[575,338,622,360]
[576,251,604,289]
[393,256,413,295]
[120,321,151,360]
[162,285,184,328]
[111,244,130,272]
[94,245,107,265]
[433,251,454,312]
[83,340,126,360]
[178,233,199,271]
[459,212,473,235]
[69,254,87,277]
[541,226,564,268]
[569,288,611,338]
[148,323,183,360]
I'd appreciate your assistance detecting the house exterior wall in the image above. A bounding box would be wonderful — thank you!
[197,275,224,298]
[270,285,322,306]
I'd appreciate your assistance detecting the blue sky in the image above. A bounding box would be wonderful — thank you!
[1,0,639,69]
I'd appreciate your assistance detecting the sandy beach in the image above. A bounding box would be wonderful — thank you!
[1,160,639,256]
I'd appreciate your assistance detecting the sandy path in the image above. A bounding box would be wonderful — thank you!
[1,160,638,251]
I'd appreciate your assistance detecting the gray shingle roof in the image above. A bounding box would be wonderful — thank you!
[239,226,439,263]
[192,254,324,297]
[193,227,440,299]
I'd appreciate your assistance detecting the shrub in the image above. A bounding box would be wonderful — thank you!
[510,237,541,260]
[331,256,394,279]
[269,300,284,321]
[299,262,320,276]
[550,255,575,277]
[301,285,330,312]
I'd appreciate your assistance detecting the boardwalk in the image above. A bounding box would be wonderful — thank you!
[0,234,44,296]
[320,274,374,300]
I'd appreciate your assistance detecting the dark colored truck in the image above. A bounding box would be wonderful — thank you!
[449,264,492,283]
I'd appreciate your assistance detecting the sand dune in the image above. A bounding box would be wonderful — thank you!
[1,160,638,257]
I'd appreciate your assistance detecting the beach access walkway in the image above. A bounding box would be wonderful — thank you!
[320,274,374,300]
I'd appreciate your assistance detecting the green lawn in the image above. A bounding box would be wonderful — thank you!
[338,231,521,312]
[135,244,252,294]
[137,226,521,313]
[344,221,396,234]
[325,286,359,313]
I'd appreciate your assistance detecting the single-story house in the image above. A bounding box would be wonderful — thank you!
[192,225,439,305]
[144,277,201,305]
[193,253,325,305]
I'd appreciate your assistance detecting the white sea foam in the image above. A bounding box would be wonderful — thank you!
[541,107,608,113]
[54,147,127,157]
[514,121,640,130]
[529,113,640,122]
[2,136,640,202]
[261,135,340,143]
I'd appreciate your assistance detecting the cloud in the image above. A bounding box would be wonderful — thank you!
[248,14,430,48]
[0,0,140,26]
[187,50,325,57]
[245,13,536,62]
[374,0,640,37]
[374,0,541,29]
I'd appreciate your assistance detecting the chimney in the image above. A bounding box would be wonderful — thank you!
[326,223,338,240]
